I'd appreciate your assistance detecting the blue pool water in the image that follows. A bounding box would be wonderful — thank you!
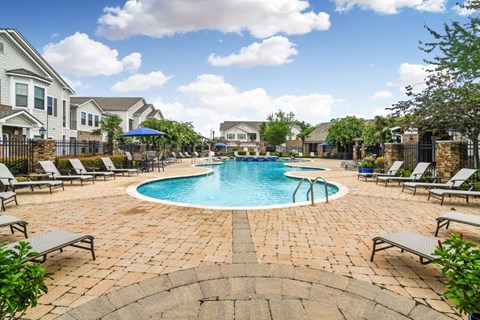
[136,160,339,208]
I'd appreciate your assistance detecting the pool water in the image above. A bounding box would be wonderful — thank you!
[136,161,339,208]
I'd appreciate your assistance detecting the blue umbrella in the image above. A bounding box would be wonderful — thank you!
[214,142,227,147]
[319,141,332,146]
[121,127,166,137]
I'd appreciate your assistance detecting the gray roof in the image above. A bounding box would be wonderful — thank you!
[71,97,144,111]
[219,121,265,132]
[134,103,152,116]
[305,122,331,143]
[147,109,162,118]
[6,68,52,83]
[0,104,42,124]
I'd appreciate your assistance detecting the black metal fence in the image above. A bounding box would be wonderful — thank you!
[0,139,34,175]
[396,142,436,175]
[460,140,480,169]
[55,140,110,159]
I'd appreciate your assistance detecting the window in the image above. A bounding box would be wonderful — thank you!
[248,133,257,141]
[237,134,246,140]
[80,112,86,125]
[88,113,93,126]
[15,83,28,107]
[54,98,58,117]
[48,97,57,116]
[226,133,235,140]
[34,86,45,109]
[94,115,99,127]
[62,100,67,127]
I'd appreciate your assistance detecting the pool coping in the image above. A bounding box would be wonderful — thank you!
[126,163,348,210]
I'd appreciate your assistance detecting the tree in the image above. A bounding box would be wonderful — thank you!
[362,116,401,147]
[295,120,315,153]
[139,118,202,151]
[260,110,295,149]
[92,114,123,154]
[391,0,480,168]
[326,116,365,147]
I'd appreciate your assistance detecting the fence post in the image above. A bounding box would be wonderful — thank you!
[435,140,461,180]
[32,139,57,172]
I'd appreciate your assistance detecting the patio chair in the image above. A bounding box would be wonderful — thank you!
[0,191,18,211]
[428,188,480,205]
[39,161,94,186]
[358,160,404,181]
[0,163,64,194]
[68,159,115,181]
[434,211,480,236]
[370,230,437,265]
[376,162,431,187]
[0,214,27,238]
[4,229,95,262]
[101,157,139,176]
[344,160,359,170]
[403,168,477,195]
[146,151,165,172]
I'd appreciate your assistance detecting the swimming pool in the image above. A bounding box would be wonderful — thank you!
[133,160,340,209]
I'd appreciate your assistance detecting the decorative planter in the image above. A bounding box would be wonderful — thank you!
[359,167,374,174]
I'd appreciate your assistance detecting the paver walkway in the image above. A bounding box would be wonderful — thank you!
[1,158,478,319]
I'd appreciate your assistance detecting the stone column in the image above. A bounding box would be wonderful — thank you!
[384,143,402,170]
[435,140,461,180]
[32,139,56,173]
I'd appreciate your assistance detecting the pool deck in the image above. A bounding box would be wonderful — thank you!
[3,158,479,319]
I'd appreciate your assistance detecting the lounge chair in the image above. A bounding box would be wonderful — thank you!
[4,229,95,262]
[428,188,480,205]
[402,168,477,195]
[101,157,139,176]
[435,211,480,236]
[68,159,115,181]
[0,163,64,194]
[370,230,437,265]
[343,160,359,170]
[358,161,404,181]
[39,161,94,185]
[376,162,431,187]
[0,191,18,211]
[0,214,27,238]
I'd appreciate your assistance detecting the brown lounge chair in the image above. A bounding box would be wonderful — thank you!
[0,214,28,238]
[370,230,437,265]
[0,163,64,194]
[4,229,95,262]
[0,191,18,211]
[435,211,480,236]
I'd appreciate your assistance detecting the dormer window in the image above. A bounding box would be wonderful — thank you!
[15,83,28,107]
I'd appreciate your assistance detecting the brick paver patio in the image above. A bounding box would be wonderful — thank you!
[2,158,478,319]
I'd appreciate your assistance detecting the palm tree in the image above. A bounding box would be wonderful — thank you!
[92,114,123,154]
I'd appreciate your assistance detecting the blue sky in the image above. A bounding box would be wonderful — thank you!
[1,0,470,136]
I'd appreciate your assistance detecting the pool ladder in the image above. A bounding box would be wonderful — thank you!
[292,176,329,206]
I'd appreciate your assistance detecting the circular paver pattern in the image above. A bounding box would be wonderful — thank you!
[58,263,454,320]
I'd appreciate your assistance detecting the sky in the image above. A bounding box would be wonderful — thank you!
[0,0,471,137]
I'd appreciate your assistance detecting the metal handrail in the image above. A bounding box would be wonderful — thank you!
[293,178,314,205]
[306,176,329,204]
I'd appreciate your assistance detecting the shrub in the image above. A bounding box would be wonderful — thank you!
[374,157,385,170]
[0,242,52,319]
[360,156,375,168]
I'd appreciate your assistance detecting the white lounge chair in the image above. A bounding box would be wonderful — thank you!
[435,211,480,236]
[0,191,18,211]
[0,163,64,194]
[358,161,404,181]
[68,159,115,181]
[39,161,94,186]
[101,157,139,176]
[0,214,27,238]
[376,162,431,187]
[428,188,480,205]
[403,168,477,195]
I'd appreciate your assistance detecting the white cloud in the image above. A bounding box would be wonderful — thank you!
[42,32,141,76]
[62,76,90,92]
[97,0,330,40]
[453,1,477,15]
[122,52,142,72]
[396,63,431,93]
[175,74,338,134]
[371,90,393,100]
[111,71,172,92]
[372,106,391,117]
[333,0,445,14]
[208,36,298,67]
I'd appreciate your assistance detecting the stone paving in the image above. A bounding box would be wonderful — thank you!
[1,158,478,319]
